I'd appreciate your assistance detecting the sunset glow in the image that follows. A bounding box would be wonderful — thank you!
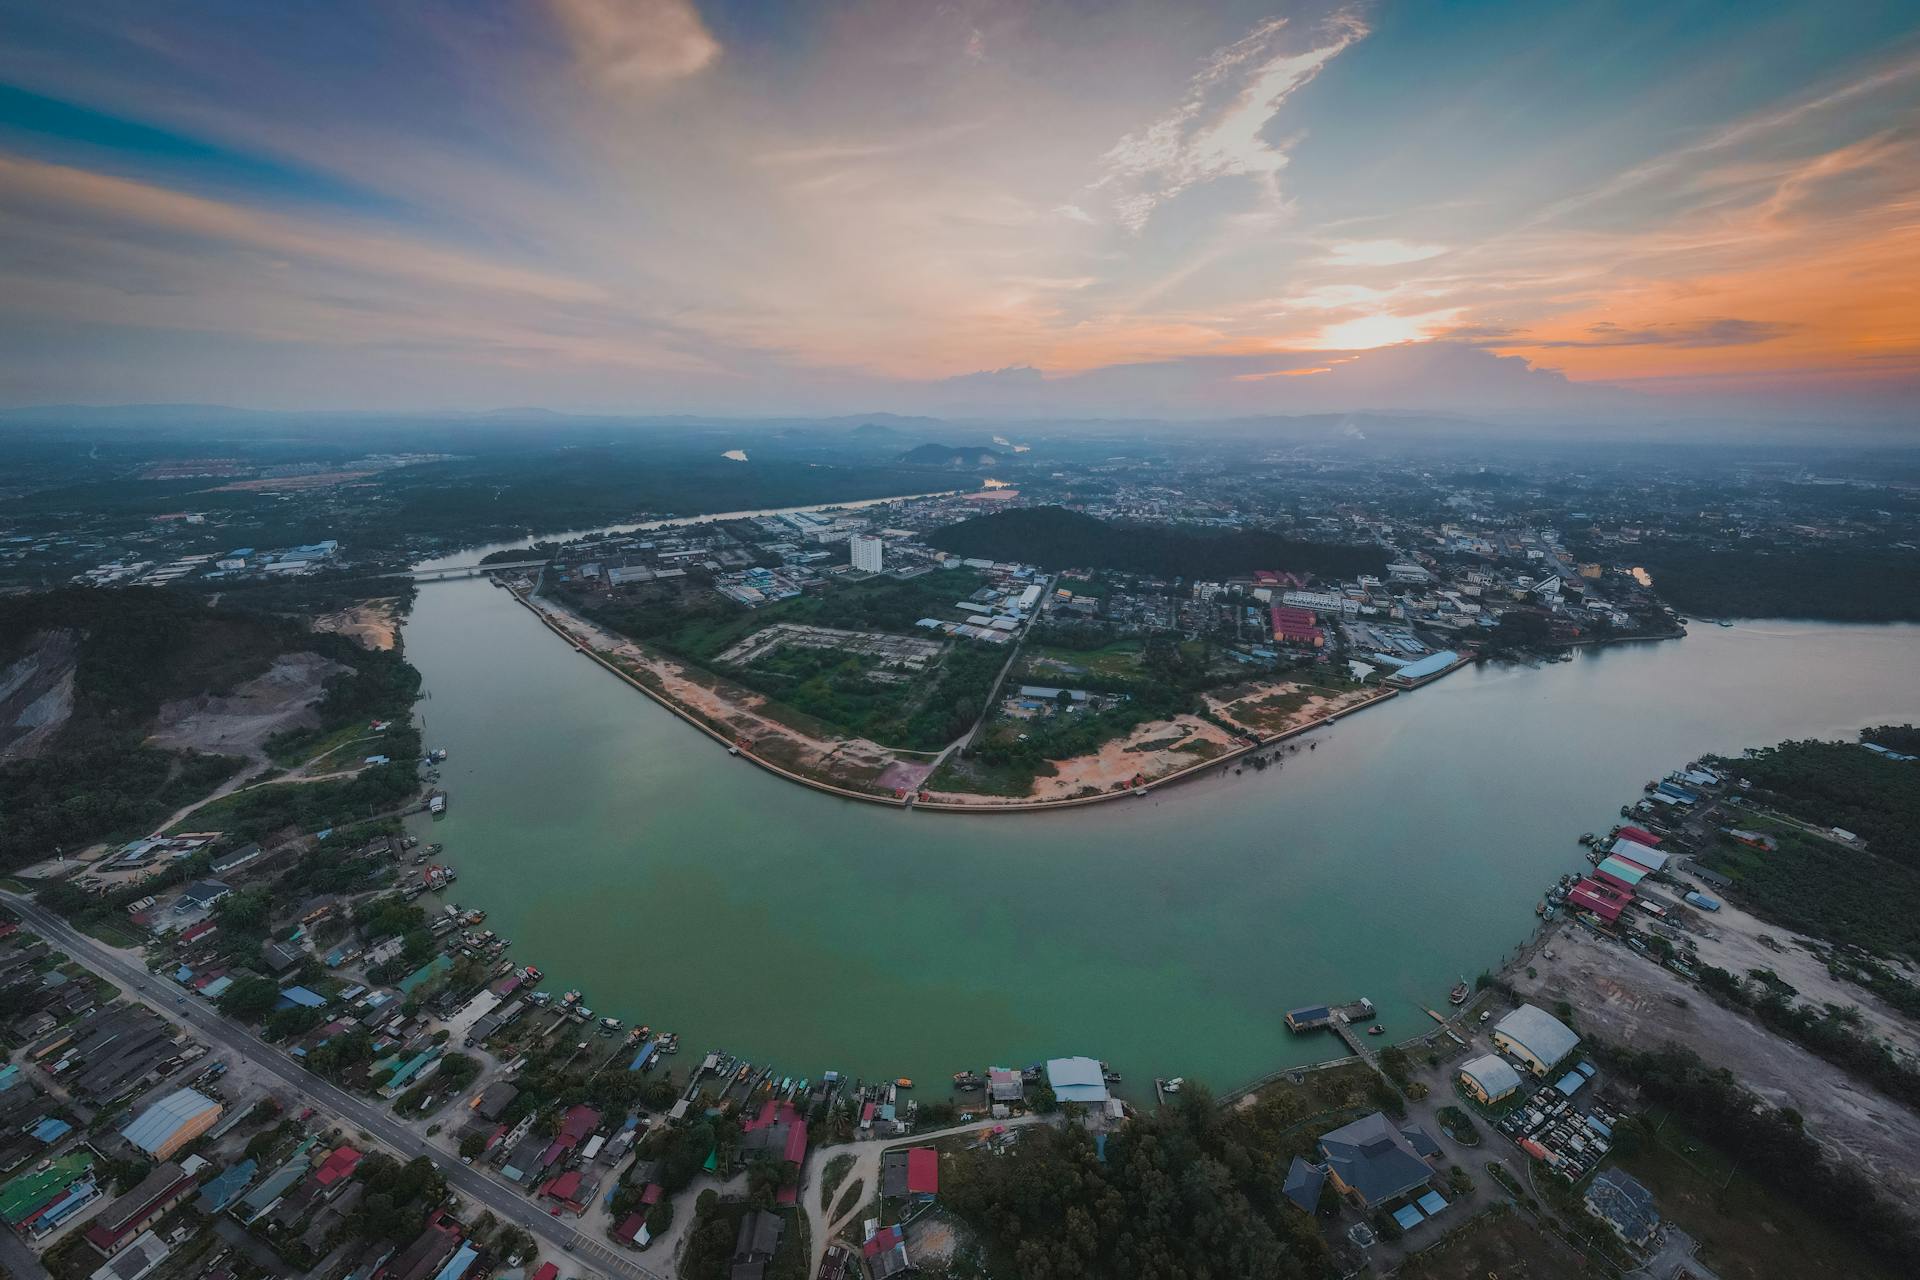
[0,0,1915,418]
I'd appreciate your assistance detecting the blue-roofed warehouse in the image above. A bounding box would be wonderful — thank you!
[1044,1057,1110,1105]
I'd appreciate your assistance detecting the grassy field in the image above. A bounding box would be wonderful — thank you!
[1617,1115,1902,1280]
[267,719,374,769]
[1016,638,1144,683]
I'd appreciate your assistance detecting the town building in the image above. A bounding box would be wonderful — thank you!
[850,534,884,574]
[1316,1112,1439,1208]
[1044,1057,1110,1105]
[1584,1167,1660,1247]
[730,1209,784,1280]
[121,1088,222,1160]
[880,1148,938,1201]
[84,1162,195,1256]
[1492,1005,1581,1077]
[1457,1054,1523,1105]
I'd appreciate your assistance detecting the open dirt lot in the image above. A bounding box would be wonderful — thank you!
[1676,894,1920,1059]
[1512,920,1920,1210]
[146,650,349,763]
[1023,713,1234,800]
[1205,680,1378,737]
[1395,1207,1578,1279]
[312,598,401,651]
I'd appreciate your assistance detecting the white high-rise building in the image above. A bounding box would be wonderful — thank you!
[850,534,884,573]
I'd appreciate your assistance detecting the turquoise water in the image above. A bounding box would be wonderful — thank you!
[402,552,1920,1092]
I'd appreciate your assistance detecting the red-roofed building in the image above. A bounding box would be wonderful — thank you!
[863,1224,910,1279]
[180,920,217,944]
[1615,826,1662,848]
[559,1105,600,1141]
[313,1146,364,1187]
[1568,877,1629,923]
[740,1099,809,1205]
[1269,604,1325,648]
[83,1162,195,1256]
[640,1183,662,1205]
[530,1266,558,1280]
[614,1213,648,1247]
[542,1170,584,1211]
[906,1147,938,1197]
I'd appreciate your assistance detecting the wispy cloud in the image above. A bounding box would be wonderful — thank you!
[1095,9,1368,231]
[1322,238,1448,267]
[546,0,720,90]
[1531,318,1795,349]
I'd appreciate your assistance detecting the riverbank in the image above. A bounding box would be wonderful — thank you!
[401,562,1920,1093]
[512,579,1410,814]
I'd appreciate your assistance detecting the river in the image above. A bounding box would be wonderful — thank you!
[401,531,1920,1093]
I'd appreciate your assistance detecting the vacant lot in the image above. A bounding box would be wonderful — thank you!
[146,650,348,764]
[1512,921,1920,1210]
[1619,1115,1903,1280]
[1395,1206,1577,1279]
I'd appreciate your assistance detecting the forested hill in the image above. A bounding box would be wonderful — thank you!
[1628,544,1920,622]
[927,505,1388,581]
[0,588,419,868]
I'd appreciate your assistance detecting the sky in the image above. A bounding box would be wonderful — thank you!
[1,0,1917,421]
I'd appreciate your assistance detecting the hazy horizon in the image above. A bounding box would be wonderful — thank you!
[3,1,1918,426]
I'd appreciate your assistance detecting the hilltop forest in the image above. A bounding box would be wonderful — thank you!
[928,506,1387,582]
[0,588,420,868]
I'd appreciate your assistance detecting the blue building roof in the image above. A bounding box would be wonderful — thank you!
[1044,1057,1110,1104]
[1391,650,1459,681]
[197,1159,258,1213]
[30,1117,71,1144]
[277,986,327,1009]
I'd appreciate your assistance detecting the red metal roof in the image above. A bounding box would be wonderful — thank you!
[314,1146,363,1186]
[1592,868,1638,896]
[906,1147,938,1195]
[1568,877,1628,921]
[640,1183,662,1205]
[863,1225,905,1257]
[1615,826,1661,847]
[559,1105,600,1140]
[615,1213,645,1242]
[783,1117,809,1165]
[544,1171,582,1201]
[532,1266,559,1280]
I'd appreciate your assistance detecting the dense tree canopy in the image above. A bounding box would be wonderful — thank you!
[943,1089,1328,1280]
[928,506,1387,581]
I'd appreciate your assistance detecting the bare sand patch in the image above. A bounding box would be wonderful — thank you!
[313,598,400,650]
[1207,680,1375,737]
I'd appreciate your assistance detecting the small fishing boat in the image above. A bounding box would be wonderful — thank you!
[952,1072,984,1088]
[895,1077,914,1089]
[1367,1024,1385,1035]
[1449,977,1470,1005]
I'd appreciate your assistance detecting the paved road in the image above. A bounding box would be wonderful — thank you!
[1,892,661,1280]
[0,1224,50,1280]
